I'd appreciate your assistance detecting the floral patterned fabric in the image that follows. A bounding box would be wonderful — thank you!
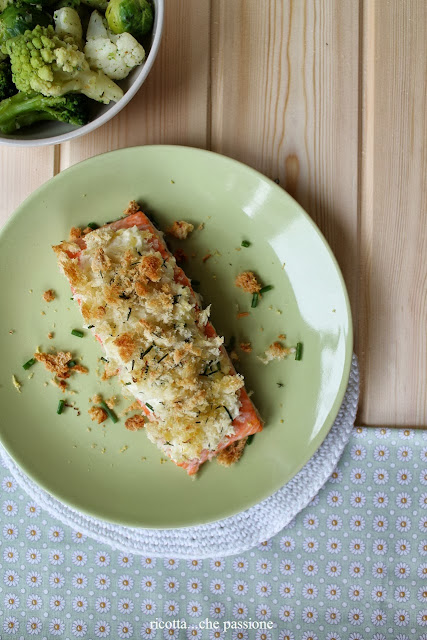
[0,427,427,640]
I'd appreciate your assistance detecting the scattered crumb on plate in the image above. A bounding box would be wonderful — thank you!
[43,289,56,302]
[166,220,194,239]
[235,271,261,293]
[125,415,145,431]
[88,406,108,424]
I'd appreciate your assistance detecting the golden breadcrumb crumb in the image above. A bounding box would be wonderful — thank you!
[235,271,261,293]
[70,364,88,375]
[51,378,67,392]
[216,438,248,467]
[88,406,108,424]
[9,330,14,334]
[198,222,205,231]
[92,394,102,404]
[123,200,140,216]
[125,415,145,431]
[69,227,82,241]
[166,220,194,239]
[119,446,128,453]
[278,334,286,340]
[259,341,293,364]
[12,375,21,393]
[138,255,163,282]
[43,289,56,302]
[106,396,117,410]
[239,342,252,353]
[48,332,54,340]
[237,312,250,319]
[35,351,72,379]
[101,365,119,381]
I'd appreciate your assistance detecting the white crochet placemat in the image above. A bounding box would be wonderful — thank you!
[1,355,358,559]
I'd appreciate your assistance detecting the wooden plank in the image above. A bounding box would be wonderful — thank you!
[0,148,55,224]
[358,0,427,426]
[210,0,360,317]
[59,0,211,170]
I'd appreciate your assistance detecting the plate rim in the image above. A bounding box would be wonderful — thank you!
[0,145,354,528]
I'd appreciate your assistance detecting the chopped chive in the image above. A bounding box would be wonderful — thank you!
[100,401,118,424]
[71,329,84,338]
[22,358,36,370]
[119,292,130,300]
[158,353,168,363]
[241,240,251,248]
[221,405,233,421]
[260,285,273,295]
[67,360,77,368]
[70,297,74,300]
[140,345,153,359]
[87,222,99,230]
[277,382,284,388]
[295,342,303,361]
[88,325,94,329]
[246,434,255,445]
[125,382,131,385]
[145,402,154,412]
[100,356,109,363]
[127,307,132,321]
[131,360,135,371]
[57,399,65,415]
[251,292,259,308]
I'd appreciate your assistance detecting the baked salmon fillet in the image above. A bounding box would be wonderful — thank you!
[53,203,263,475]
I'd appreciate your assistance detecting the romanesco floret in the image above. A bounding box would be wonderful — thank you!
[4,24,124,103]
[84,10,145,80]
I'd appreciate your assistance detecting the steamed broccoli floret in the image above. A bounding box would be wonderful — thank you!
[84,10,145,80]
[106,0,153,41]
[0,91,90,133]
[4,24,123,103]
[0,2,53,45]
[0,58,14,100]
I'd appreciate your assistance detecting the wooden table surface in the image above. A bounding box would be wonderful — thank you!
[0,0,425,427]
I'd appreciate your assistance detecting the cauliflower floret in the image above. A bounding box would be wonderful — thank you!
[84,10,145,80]
[54,7,83,49]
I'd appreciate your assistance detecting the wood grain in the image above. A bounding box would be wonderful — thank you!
[0,148,55,224]
[210,0,360,315]
[59,0,211,170]
[358,0,427,425]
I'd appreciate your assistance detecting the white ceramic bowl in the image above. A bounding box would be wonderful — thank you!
[0,0,164,147]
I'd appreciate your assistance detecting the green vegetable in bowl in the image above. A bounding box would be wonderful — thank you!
[54,6,83,47]
[4,24,123,103]
[0,91,90,133]
[0,58,14,100]
[0,2,53,45]
[106,0,153,41]
[84,10,145,80]
[81,0,108,10]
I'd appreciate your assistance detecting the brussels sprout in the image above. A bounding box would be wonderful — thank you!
[81,0,108,11]
[0,3,53,45]
[106,0,153,41]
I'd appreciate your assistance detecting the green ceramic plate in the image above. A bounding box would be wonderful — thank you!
[0,146,352,528]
